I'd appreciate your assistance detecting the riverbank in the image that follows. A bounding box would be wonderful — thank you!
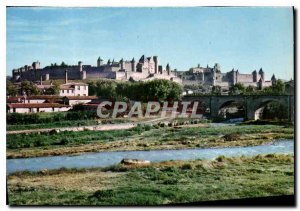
[7,154,294,205]
[7,124,294,159]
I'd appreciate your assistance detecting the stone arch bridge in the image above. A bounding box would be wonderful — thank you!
[183,95,294,121]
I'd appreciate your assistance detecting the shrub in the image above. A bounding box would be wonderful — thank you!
[216,155,226,162]
[223,133,240,142]
[181,163,193,170]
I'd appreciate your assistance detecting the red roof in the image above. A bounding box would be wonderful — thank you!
[60,82,88,90]
[7,95,63,100]
[7,103,70,109]
[64,96,98,100]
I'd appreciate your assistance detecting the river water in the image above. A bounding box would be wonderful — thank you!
[6,139,293,174]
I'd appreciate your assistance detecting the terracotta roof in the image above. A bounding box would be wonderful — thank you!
[60,86,75,90]
[36,85,53,89]
[63,96,98,100]
[7,103,70,109]
[7,95,63,100]
[60,82,88,90]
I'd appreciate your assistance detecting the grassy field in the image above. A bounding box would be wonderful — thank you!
[7,124,294,158]
[7,154,294,205]
[6,118,139,131]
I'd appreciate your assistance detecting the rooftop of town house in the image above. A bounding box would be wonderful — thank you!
[63,96,98,100]
[60,82,88,90]
[7,103,71,109]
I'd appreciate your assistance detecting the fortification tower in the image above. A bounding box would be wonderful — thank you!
[212,69,216,86]
[97,57,103,67]
[78,61,83,72]
[231,68,237,85]
[166,63,170,75]
[252,70,258,82]
[131,58,136,72]
[153,56,159,74]
[32,61,40,70]
[120,58,125,70]
[214,63,221,72]
[271,74,276,86]
[259,68,265,82]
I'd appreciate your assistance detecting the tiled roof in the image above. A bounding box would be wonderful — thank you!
[63,96,98,100]
[7,103,70,109]
[60,82,88,90]
[36,85,53,89]
[7,95,63,102]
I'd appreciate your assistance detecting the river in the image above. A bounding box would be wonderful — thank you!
[7,139,293,174]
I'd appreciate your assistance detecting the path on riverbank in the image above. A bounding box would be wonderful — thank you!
[7,117,172,135]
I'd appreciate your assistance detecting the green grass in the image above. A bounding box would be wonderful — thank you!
[7,120,99,131]
[7,118,135,131]
[6,124,294,158]
[7,154,294,205]
[7,124,293,149]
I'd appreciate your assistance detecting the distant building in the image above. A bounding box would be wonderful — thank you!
[6,103,70,113]
[62,96,98,106]
[180,63,276,89]
[59,82,88,97]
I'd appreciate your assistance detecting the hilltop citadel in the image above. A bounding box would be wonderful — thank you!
[11,55,277,90]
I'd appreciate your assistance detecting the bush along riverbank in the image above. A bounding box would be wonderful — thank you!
[7,154,294,205]
[6,124,294,159]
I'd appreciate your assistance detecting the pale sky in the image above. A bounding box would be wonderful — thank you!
[6,7,294,80]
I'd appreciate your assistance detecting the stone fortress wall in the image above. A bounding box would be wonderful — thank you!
[12,55,181,84]
[11,56,276,90]
[182,63,277,89]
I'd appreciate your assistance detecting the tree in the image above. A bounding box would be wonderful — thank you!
[262,80,286,95]
[212,85,222,95]
[245,85,256,94]
[262,101,288,120]
[6,80,17,96]
[229,83,245,95]
[20,81,39,96]
[89,79,182,102]
[44,84,60,95]
[95,80,117,99]
[60,61,68,68]
[271,80,285,94]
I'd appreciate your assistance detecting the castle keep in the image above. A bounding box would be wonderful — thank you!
[12,55,181,83]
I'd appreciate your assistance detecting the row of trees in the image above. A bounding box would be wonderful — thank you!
[6,80,60,96]
[44,61,70,69]
[88,79,183,102]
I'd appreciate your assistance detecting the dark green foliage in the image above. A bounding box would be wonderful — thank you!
[88,79,182,102]
[262,101,288,120]
[7,154,294,205]
[7,111,97,125]
[43,84,60,95]
[6,80,17,96]
[263,80,286,95]
[229,83,246,95]
[212,85,221,95]
[223,133,240,142]
[20,80,39,95]
[6,126,148,149]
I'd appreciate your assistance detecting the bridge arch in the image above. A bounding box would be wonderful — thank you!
[217,99,246,120]
[252,99,288,120]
